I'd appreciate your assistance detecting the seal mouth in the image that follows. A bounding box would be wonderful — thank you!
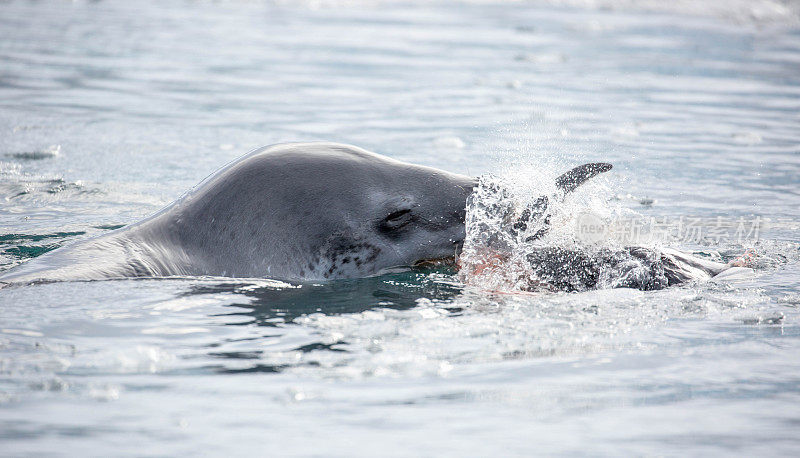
[412,257,457,269]
[411,235,464,269]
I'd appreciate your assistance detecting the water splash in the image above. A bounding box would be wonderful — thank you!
[458,164,798,293]
[457,162,695,292]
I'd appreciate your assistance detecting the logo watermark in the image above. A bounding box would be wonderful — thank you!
[575,212,608,243]
[575,213,763,245]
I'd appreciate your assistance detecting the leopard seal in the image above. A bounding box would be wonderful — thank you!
[0,142,477,284]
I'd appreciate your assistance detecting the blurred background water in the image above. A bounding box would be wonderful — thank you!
[1,0,800,455]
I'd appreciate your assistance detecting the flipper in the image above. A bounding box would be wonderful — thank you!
[511,162,613,241]
[555,162,613,194]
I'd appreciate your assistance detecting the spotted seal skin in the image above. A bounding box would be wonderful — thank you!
[522,246,737,292]
[0,142,476,285]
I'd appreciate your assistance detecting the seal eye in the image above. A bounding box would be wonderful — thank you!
[378,208,413,233]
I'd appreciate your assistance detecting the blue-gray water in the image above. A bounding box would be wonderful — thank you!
[1,0,800,455]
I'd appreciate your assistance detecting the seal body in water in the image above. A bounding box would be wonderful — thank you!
[520,246,752,292]
[0,142,476,284]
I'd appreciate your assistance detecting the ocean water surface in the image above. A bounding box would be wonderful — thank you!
[1,0,800,455]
